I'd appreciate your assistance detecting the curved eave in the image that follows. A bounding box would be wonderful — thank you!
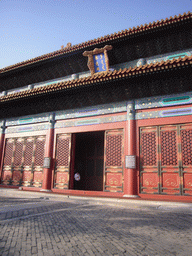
[0,55,191,103]
[0,11,191,74]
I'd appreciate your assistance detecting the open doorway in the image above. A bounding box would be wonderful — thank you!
[72,131,104,191]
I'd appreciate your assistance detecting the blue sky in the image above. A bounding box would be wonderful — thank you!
[0,0,191,69]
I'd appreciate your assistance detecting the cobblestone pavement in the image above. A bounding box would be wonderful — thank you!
[0,192,192,256]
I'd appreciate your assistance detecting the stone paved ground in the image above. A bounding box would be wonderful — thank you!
[0,192,192,256]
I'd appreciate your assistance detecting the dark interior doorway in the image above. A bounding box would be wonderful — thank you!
[73,131,104,191]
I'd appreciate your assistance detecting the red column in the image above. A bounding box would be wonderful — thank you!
[123,101,138,197]
[0,121,6,177]
[41,115,55,191]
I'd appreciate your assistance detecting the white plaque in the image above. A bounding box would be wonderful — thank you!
[43,157,51,168]
[125,155,136,169]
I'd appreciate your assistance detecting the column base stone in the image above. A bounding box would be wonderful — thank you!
[40,189,52,192]
[123,194,140,198]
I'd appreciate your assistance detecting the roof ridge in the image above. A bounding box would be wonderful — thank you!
[0,11,191,74]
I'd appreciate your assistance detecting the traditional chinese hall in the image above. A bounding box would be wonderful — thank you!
[0,12,192,202]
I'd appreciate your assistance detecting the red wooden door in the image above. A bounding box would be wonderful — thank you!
[104,129,124,192]
[1,135,45,187]
[1,138,17,185]
[160,125,180,194]
[140,124,192,196]
[140,126,159,194]
[32,136,45,187]
[12,138,25,186]
[22,137,34,187]
[180,124,192,195]
[54,133,72,189]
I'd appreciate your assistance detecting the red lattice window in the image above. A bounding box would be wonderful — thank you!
[161,131,177,166]
[56,135,70,167]
[106,134,122,167]
[4,139,14,166]
[23,138,34,166]
[181,129,192,166]
[141,132,157,166]
[34,137,45,166]
[13,139,24,167]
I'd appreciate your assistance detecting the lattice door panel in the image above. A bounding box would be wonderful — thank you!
[160,126,180,195]
[54,133,72,189]
[22,137,34,187]
[12,138,25,186]
[140,126,159,194]
[32,136,45,187]
[104,129,124,192]
[140,124,192,196]
[1,138,14,185]
[1,135,46,187]
[180,124,192,195]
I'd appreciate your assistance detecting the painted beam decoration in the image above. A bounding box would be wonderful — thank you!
[83,45,112,76]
